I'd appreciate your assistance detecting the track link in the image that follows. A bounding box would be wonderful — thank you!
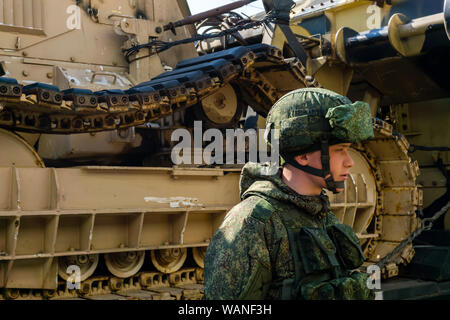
[0,44,314,134]
[355,119,422,278]
[0,267,204,300]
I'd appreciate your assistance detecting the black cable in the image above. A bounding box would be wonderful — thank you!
[391,130,450,153]
[409,144,450,153]
[124,17,270,63]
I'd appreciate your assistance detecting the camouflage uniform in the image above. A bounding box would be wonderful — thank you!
[204,88,375,300]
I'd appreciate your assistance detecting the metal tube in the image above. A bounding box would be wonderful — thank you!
[163,0,257,31]
[398,13,443,38]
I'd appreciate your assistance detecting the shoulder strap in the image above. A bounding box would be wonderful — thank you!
[249,196,276,224]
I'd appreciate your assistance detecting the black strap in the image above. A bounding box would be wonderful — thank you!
[278,24,308,66]
[281,139,344,194]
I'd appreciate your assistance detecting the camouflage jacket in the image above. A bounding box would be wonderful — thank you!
[204,162,373,300]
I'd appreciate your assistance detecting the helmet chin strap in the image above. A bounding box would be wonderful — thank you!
[283,139,345,194]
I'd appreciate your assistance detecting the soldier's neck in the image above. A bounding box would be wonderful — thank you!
[281,164,323,196]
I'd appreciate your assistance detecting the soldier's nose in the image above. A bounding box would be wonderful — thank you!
[345,153,354,168]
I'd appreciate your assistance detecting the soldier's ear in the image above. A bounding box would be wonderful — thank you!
[294,154,308,166]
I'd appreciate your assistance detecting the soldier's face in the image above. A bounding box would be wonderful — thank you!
[327,143,354,191]
[296,143,354,192]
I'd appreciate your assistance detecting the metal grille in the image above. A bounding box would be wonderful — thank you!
[0,0,43,32]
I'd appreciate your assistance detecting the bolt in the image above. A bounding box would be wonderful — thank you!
[155,26,162,34]
[22,71,29,77]
[22,51,28,57]
[12,86,21,95]
[46,72,53,79]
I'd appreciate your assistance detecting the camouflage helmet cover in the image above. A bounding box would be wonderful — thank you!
[265,87,374,156]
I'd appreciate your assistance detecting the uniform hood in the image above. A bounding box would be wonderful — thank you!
[239,162,331,218]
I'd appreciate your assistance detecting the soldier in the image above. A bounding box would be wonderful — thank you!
[204,87,376,300]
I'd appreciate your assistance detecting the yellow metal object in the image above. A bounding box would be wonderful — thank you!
[200,84,238,124]
[104,251,145,278]
[192,246,207,268]
[58,254,99,282]
[311,62,353,95]
[151,248,187,274]
[388,13,425,57]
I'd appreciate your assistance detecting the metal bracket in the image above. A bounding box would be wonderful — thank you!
[118,18,162,39]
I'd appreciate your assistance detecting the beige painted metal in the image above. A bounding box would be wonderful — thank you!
[192,246,207,268]
[151,248,187,274]
[310,62,353,96]
[0,161,241,289]
[0,0,127,67]
[0,128,44,168]
[37,128,142,160]
[57,254,99,282]
[388,97,450,229]
[387,13,426,57]
[0,0,197,86]
[0,0,44,34]
[200,84,238,124]
[104,251,145,278]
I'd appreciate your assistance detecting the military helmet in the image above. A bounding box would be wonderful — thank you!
[265,87,374,193]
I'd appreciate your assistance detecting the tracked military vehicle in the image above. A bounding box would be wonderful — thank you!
[0,0,448,300]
